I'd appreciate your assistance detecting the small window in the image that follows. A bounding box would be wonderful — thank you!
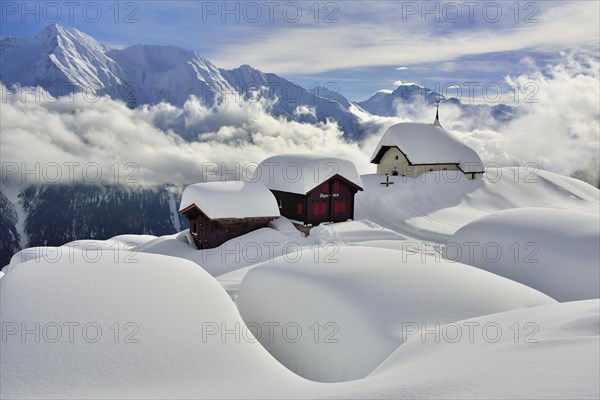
[313,203,327,215]
[321,182,329,193]
[334,201,347,213]
[391,170,399,176]
[395,155,399,160]
[333,181,340,192]
[297,203,303,215]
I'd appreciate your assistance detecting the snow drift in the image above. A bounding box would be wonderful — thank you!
[356,168,600,242]
[332,299,600,399]
[450,207,600,301]
[0,250,312,399]
[236,246,556,382]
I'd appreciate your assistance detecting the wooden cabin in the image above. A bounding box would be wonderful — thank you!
[179,181,280,249]
[371,114,484,180]
[254,155,363,226]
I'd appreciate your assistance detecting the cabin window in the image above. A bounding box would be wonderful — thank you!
[334,201,347,213]
[321,182,329,192]
[191,221,197,233]
[395,155,399,160]
[313,203,327,215]
[391,170,399,176]
[333,181,340,192]
[297,203,303,215]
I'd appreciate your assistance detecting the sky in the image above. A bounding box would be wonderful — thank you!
[1,0,598,101]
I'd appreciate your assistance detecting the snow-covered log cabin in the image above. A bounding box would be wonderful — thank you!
[371,111,484,179]
[253,155,363,226]
[179,182,280,249]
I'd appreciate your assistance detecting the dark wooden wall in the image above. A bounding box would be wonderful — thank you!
[183,207,274,249]
[271,175,360,226]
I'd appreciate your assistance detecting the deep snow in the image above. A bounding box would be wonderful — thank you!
[1,167,598,398]
[450,207,600,301]
[236,246,556,382]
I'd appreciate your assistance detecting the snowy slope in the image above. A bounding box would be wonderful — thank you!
[450,207,600,301]
[356,168,600,242]
[332,299,600,399]
[237,246,555,382]
[0,250,314,399]
[138,229,292,277]
[2,243,597,398]
[1,25,365,138]
[108,44,234,106]
[0,24,125,97]
[221,65,363,138]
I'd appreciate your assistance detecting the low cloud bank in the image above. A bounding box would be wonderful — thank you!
[1,54,598,187]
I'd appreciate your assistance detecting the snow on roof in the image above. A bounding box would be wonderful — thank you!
[253,154,363,195]
[179,181,280,219]
[371,122,484,173]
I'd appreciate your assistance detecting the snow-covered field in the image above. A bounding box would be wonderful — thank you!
[1,168,599,398]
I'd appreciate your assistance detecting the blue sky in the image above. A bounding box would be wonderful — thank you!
[1,0,598,101]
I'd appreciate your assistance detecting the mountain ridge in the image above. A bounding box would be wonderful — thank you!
[1,23,515,139]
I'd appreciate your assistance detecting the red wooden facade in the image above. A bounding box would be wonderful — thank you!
[180,205,277,249]
[271,174,362,226]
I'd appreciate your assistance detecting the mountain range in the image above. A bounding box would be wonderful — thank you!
[1,24,515,139]
[0,24,518,267]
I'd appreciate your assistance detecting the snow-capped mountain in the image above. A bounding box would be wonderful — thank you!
[1,23,517,140]
[108,44,235,107]
[0,24,126,98]
[1,24,363,137]
[359,84,449,116]
[221,65,363,138]
[359,83,517,122]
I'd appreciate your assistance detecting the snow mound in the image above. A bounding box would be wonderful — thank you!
[269,216,305,239]
[236,246,555,382]
[253,154,363,194]
[309,223,343,244]
[108,234,158,248]
[139,228,292,277]
[333,300,600,399]
[356,168,600,242]
[179,181,279,219]
[325,220,405,242]
[0,251,309,399]
[449,207,600,301]
[371,122,484,173]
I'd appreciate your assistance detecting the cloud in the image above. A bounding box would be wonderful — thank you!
[396,67,408,71]
[0,87,373,186]
[211,1,599,74]
[374,54,600,183]
[1,54,597,188]
[393,80,417,87]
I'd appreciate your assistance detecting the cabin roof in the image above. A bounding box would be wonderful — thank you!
[371,122,484,173]
[179,181,280,220]
[253,154,364,195]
